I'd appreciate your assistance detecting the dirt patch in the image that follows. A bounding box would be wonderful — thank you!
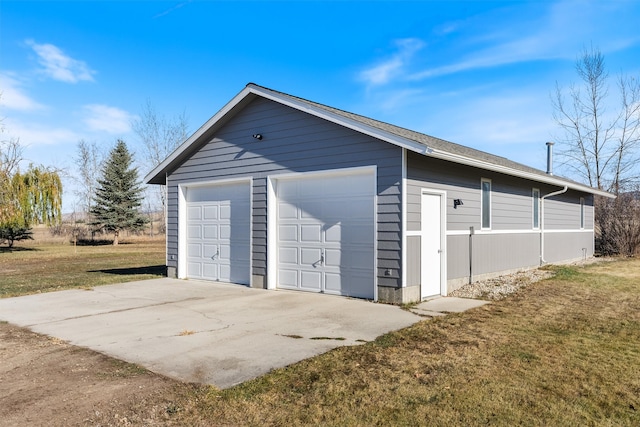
[0,322,191,426]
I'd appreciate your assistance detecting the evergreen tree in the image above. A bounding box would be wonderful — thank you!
[91,140,148,245]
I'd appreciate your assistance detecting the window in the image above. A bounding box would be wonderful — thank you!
[481,178,491,229]
[580,197,585,229]
[532,188,540,229]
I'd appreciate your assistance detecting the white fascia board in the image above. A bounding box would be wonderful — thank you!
[428,149,615,198]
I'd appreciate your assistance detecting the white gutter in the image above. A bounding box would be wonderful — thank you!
[540,186,569,265]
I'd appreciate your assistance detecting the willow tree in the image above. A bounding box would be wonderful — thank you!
[0,165,63,247]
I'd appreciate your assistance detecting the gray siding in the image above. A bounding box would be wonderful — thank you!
[166,97,403,287]
[406,235,420,287]
[406,152,595,287]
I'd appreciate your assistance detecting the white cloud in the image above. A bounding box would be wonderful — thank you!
[359,38,425,86]
[83,104,136,134]
[26,40,95,83]
[409,0,640,81]
[2,116,79,147]
[0,73,45,111]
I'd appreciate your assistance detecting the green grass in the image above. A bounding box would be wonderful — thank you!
[0,238,166,297]
[3,240,639,425]
[171,259,640,426]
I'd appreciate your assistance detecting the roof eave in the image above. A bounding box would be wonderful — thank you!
[428,149,615,198]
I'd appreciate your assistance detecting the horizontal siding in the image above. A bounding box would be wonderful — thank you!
[544,192,594,230]
[407,152,595,235]
[406,151,597,291]
[167,97,402,287]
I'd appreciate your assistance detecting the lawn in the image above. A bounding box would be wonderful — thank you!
[172,259,640,426]
[2,240,639,425]
[0,238,166,297]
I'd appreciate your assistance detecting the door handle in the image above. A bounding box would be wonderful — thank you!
[312,250,324,268]
[211,249,219,260]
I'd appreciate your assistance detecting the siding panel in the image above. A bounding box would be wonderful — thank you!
[167,97,402,288]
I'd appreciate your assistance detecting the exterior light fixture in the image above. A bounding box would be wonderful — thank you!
[453,199,463,209]
[252,134,263,140]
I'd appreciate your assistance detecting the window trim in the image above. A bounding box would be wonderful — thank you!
[481,178,492,230]
[580,197,585,229]
[532,188,540,230]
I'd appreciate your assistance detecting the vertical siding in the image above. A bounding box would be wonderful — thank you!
[166,97,402,287]
[406,235,420,286]
[544,232,593,261]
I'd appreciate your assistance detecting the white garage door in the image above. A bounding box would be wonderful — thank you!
[186,182,250,284]
[276,171,375,299]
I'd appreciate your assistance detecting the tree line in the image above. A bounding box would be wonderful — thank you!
[553,46,640,256]
[2,49,640,254]
[0,102,187,247]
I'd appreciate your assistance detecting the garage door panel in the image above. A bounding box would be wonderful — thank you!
[279,269,298,288]
[276,171,375,299]
[187,206,202,220]
[350,248,373,268]
[203,205,218,220]
[188,225,202,239]
[349,198,375,219]
[185,182,250,285]
[188,243,202,257]
[278,202,298,219]
[325,224,341,243]
[279,247,298,264]
[202,244,218,258]
[301,248,322,265]
[348,272,374,299]
[187,262,202,277]
[219,224,231,240]
[324,248,341,267]
[300,201,323,219]
[279,225,298,241]
[324,273,342,294]
[220,204,231,220]
[343,224,374,245]
[202,263,218,279]
[300,271,322,291]
[301,225,322,242]
[203,225,218,239]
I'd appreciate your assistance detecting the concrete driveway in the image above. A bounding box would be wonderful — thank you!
[0,279,422,389]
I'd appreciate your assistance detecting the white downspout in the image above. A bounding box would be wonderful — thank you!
[540,186,568,265]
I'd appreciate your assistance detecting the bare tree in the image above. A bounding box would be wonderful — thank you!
[553,46,640,255]
[553,46,640,193]
[132,100,189,225]
[73,139,103,215]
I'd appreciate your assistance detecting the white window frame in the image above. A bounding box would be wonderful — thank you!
[481,178,492,230]
[532,188,540,230]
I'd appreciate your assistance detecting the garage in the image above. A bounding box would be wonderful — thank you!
[184,181,251,284]
[274,169,376,299]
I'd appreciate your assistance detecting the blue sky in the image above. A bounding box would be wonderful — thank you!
[2,0,640,212]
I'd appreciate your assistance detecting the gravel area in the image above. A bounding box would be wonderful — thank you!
[449,257,613,301]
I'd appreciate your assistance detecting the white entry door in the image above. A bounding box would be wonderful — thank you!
[421,192,444,298]
[185,182,250,284]
[276,171,375,299]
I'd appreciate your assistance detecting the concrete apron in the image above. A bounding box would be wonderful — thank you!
[0,279,489,389]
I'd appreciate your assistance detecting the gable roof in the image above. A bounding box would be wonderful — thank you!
[145,83,613,198]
